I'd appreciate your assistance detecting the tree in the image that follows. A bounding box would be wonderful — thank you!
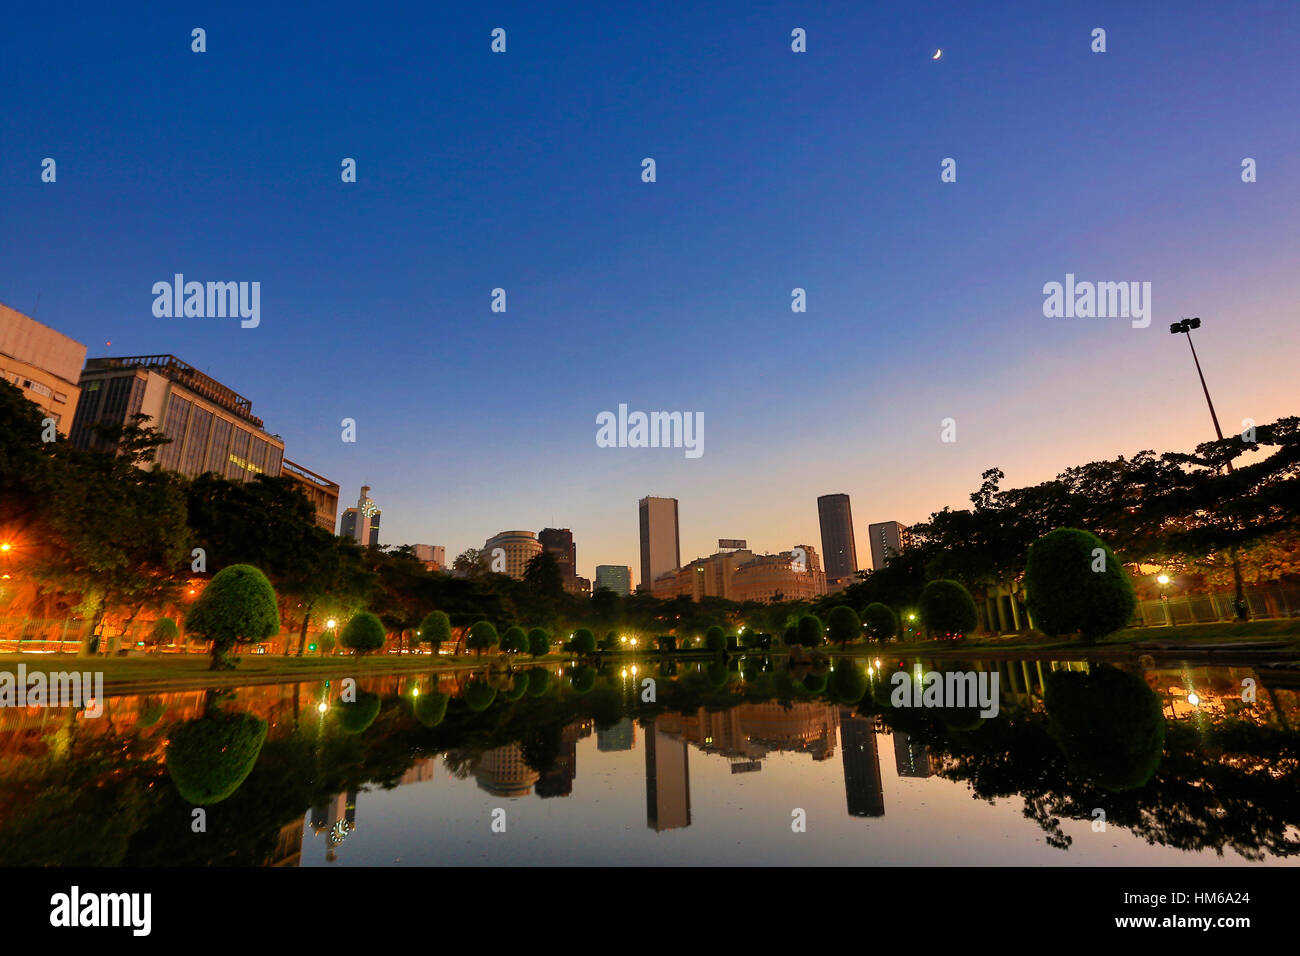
[794,614,824,647]
[918,580,978,637]
[467,620,500,657]
[501,625,528,654]
[570,627,596,654]
[704,625,727,653]
[1024,528,1136,643]
[527,627,550,657]
[861,602,898,642]
[826,605,861,647]
[184,564,280,670]
[340,611,386,656]
[147,616,179,652]
[523,550,565,598]
[418,610,452,655]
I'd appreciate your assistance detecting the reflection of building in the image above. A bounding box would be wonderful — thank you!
[0,303,86,436]
[70,354,285,481]
[483,530,544,581]
[536,720,590,798]
[398,758,437,787]
[310,789,358,862]
[655,701,839,763]
[892,731,937,778]
[817,493,858,582]
[638,496,681,592]
[597,717,635,752]
[595,565,632,597]
[341,485,381,545]
[839,708,884,817]
[645,720,691,831]
[474,742,540,797]
[867,521,904,571]
[281,459,340,532]
[539,528,578,590]
[268,815,305,866]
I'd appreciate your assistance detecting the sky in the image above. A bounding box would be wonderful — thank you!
[3,1,1298,586]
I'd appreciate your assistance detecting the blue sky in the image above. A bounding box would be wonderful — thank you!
[3,1,1298,584]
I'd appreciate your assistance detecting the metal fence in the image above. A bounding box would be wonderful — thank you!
[1132,585,1300,627]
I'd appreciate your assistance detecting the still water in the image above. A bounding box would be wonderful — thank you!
[1,656,1297,866]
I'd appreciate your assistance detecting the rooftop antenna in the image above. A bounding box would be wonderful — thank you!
[32,292,40,318]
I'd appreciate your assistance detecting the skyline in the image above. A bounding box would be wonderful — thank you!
[4,1,1298,580]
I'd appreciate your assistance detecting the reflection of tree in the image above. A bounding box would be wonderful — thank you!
[1044,665,1164,791]
[166,710,269,804]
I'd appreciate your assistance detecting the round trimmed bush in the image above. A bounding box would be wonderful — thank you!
[826,605,862,646]
[795,614,824,647]
[184,564,280,669]
[418,611,452,654]
[1044,665,1164,790]
[501,626,528,654]
[340,612,386,656]
[527,627,551,657]
[1024,528,1136,643]
[704,626,727,653]
[919,580,978,636]
[570,628,596,654]
[467,620,500,656]
[166,711,268,804]
[148,616,179,649]
[862,603,898,642]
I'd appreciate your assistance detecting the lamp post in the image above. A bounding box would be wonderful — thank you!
[1157,574,1172,626]
[1169,317,1248,621]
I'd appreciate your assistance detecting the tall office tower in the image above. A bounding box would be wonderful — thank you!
[0,302,87,436]
[645,720,691,831]
[817,493,858,582]
[482,530,544,580]
[340,485,381,546]
[867,520,904,571]
[638,496,681,592]
[69,354,284,481]
[538,528,577,586]
[594,565,632,596]
[839,708,885,817]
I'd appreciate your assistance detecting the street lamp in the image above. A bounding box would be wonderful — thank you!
[1157,574,1172,626]
[1169,317,1248,621]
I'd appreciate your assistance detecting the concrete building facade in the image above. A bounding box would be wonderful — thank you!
[281,459,340,533]
[483,530,544,580]
[0,303,87,436]
[638,496,681,592]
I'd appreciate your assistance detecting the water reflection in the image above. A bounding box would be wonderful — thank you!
[0,656,1296,865]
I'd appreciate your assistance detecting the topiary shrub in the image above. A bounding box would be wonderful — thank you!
[166,711,268,804]
[919,579,978,637]
[1044,664,1164,791]
[340,612,386,656]
[148,616,179,651]
[861,603,898,642]
[795,614,824,647]
[414,691,450,728]
[418,610,452,655]
[657,634,677,652]
[826,605,862,647]
[336,690,382,733]
[570,628,596,655]
[704,626,727,653]
[527,627,551,657]
[1024,528,1136,643]
[467,620,500,657]
[184,564,280,670]
[500,626,528,654]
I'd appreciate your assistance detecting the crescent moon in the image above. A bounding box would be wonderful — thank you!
[932,49,942,60]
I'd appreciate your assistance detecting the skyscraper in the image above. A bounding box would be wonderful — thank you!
[817,493,858,582]
[483,530,543,580]
[594,565,632,596]
[538,528,577,587]
[638,496,681,592]
[341,485,380,546]
[867,520,904,570]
